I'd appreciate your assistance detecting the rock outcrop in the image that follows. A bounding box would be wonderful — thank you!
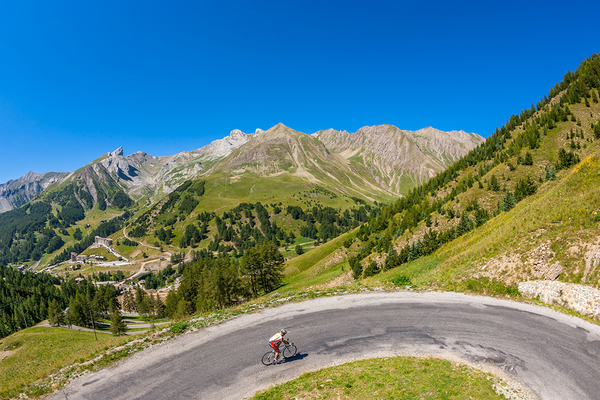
[191,128,261,160]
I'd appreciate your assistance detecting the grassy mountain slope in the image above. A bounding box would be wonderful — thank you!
[370,150,600,293]
[208,123,398,201]
[284,53,600,298]
[1,119,483,270]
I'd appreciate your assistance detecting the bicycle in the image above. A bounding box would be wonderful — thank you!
[261,341,298,365]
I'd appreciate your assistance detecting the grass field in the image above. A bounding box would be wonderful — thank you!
[252,357,511,399]
[0,327,135,399]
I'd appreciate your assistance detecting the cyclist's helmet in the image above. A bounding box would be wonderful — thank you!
[281,329,287,335]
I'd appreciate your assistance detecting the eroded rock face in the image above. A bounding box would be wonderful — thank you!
[192,129,258,160]
[312,125,485,194]
[0,171,67,212]
[519,280,600,320]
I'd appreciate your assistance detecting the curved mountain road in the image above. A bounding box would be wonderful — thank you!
[49,292,600,400]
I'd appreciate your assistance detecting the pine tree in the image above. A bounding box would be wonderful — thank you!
[123,291,136,312]
[488,175,500,191]
[110,310,128,336]
[545,165,556,181]
[350,257,363,279]
[501,191,517,212]
[153,294,166,318]
[47,299,65,327]
[165,291,179,318]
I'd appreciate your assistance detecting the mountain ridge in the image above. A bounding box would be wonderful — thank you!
[313,125,484,193]
[0,171,69,213]
[0,123,483,213]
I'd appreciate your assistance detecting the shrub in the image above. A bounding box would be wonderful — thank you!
[169,321,189,334]
[363,261,380,277]
[350,257,363,279]
[462,277,520,296]
[393,275,411,286]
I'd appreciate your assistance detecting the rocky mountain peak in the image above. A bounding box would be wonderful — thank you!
[268,122,292,132]
[20,171,42,182]
[230,129,245,139]
[110,147,124,157]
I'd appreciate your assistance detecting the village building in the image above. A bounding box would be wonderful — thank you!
[70,252,88,262]
[95,236,113,247]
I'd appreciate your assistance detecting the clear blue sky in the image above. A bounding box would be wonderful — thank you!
[1,0,599,184]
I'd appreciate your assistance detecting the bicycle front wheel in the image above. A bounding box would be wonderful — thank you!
[283,344,297,359]
[262,351,275,365]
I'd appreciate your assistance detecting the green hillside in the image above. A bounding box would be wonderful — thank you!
[0,164,134,268]
[124,174,384,259]
[289,53,600,298]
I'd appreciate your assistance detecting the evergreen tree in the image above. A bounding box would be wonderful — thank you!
[545,165,557,181]
[488,175,500,191]
[164,291,179,318]
[363,261,380,277]
[153,293,166,318]
[456,214,473,236]
[499,191,517,212]
[73,227,83,240]
[556,148,580,170]
[350,257,363,279]
[110,310,128,336]
[47,299,65,327]
[242,241,284,295]
[122,291,136,312]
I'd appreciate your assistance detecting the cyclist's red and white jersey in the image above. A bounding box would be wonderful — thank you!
[269,332,284,344]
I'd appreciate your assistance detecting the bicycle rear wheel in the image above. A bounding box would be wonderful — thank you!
[262,351,276,365]
[283,344,297,359]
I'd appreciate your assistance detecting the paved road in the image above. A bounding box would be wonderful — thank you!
[48,292,600,400]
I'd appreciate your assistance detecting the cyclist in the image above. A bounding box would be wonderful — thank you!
[269,329,288,363]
